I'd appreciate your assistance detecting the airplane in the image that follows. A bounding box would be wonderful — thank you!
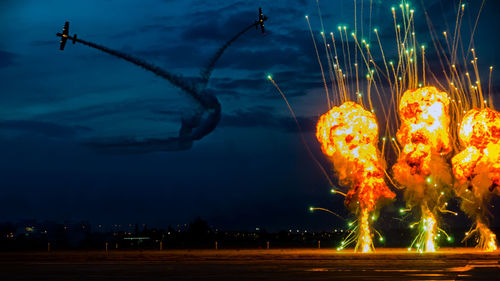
[56,21,77,51]
[255,7,268,34]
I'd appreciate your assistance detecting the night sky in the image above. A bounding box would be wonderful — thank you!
[0,0,499,232]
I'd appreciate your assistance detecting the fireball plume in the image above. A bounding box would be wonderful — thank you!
[316,101,395,252]
[392,86,454,252]
[452,108,500,251]
[275,0,498,252]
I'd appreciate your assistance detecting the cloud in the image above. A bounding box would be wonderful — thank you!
[86,105,319,154]
[0,120,91,139]
[30,40,56,47]
[220,106,316,132]
[84,136,194,153]
[0,50,17,68]
[208,74,319,99]
[133,44,208,68]
[34,98,188,123]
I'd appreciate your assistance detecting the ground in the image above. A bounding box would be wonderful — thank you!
[0,248,499,280]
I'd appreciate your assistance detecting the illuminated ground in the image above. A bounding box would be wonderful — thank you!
[0,248,498,280]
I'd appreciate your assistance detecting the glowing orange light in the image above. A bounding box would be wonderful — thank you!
[453,108,500,190]
[316,101,395,252]
[359,209,372,253]
[452,107,499,251]
[475,221,498,252]
[393,86,452,252]
[423,212,436,252]
[394,86,451,180]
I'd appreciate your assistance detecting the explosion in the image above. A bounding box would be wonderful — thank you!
[271,1,499,252]
[452,108,500,251]
[316,101,395,252]
[392,86,454,252]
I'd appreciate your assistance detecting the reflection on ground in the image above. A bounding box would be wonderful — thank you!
[0,248,498,280]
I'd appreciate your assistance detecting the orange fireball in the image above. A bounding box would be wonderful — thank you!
[316,101,394,252]
[452,108,500,192]
[452,107,499,251]
[453,108,500,192]
[395,86,451,178]
[316,101,395,213]
[458,108,500,149]
[392,86,452,252]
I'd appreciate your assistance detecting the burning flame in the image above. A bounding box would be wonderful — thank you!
[393,86,452,252]
[452,107,499,251]
[316,101,395,252]
[359,209,372,253]
[423,212,436,252]
[453,108,500,189]
[394,86,452,178]
[476,221,498,251]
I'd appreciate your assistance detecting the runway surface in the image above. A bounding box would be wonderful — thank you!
[0,248,498,280]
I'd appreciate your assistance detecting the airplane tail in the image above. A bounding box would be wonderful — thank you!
[73,34,77,44]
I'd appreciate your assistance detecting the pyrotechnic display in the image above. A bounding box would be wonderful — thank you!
[4,0,500,279]
[452,108,500,251]
[392,86,454,253]
[266,0,500,253]
[316,102,395,252]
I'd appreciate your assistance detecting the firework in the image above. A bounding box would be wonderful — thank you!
[452,108,500,251]
[271,0,498,252]
[392,86,455,252]
[316,101,395,252]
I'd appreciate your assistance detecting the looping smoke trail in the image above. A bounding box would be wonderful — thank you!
[199,23,257,90]
[71,37,220,152]
[66,21,259,152]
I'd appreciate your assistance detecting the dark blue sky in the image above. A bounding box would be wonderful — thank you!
[0,0,499,231]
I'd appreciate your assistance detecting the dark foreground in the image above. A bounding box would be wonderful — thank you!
[0,248,498,280]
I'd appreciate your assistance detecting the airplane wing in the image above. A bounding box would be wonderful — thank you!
[59,37,68,50]
[58,21,69,51]
[63,21,69,36]
[257,8,267,35]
